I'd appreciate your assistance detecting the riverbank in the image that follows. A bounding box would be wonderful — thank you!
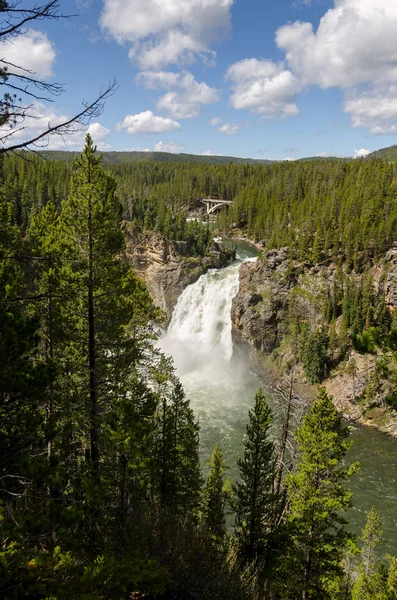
[241,340,397,437]
[229,229,265,252]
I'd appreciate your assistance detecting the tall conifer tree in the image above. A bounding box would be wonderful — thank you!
[285,387,358,600]
[59,135,157,523]
[234,389,275,561]
[203,443,228,540]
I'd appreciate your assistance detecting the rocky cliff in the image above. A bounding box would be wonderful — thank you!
[232,246,397,435]
[123,222,234,320]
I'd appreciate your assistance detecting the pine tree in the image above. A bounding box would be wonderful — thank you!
[153,371,202,516]
[27,201,63,461]
[285,387,359,600]
[203,443,228,540]
[301,329,329,384]
[59,135,158,530]
[234,389,275,561]
[352,506,386,600]
[0,189,54,534]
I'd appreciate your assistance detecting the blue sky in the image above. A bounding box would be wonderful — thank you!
[3,0,397,159]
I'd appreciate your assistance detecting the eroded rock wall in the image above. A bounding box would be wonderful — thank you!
[232,246,397,434]
[123,222,233,320]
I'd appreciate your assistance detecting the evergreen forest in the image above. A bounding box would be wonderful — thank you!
[2,137,397,598]
[5,152,397,264]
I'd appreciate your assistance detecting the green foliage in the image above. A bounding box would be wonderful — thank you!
[353,328,379,354]
[284,387,359,599]
[5,153,397,260]
[154,378,203,516]
[351,507,391,600]
[203,443,228,540]
[0,138,219,599]
[300,328,329,384]
[0,542,168,600]
[233,389,275,561]
[3,141,397,598]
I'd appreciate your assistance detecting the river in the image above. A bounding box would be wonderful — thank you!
[159,241,397,554]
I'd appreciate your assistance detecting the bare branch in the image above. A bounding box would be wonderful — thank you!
[1,69,64,95]
[0,79,118,153]
[0,81,58,101]
[0,1,75,40]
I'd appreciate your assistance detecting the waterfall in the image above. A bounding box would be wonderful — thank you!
[159,263,240,380]
[159,250,257,383]
[158,247,260,478]
[167,267,239,360]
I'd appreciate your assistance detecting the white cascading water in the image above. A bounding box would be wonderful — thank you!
[160,253,257,382]
[166,267,239,361]
[158,247,260,477]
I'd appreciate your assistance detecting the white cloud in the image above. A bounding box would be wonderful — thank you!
[218,123,245,135]
[87,122,111,143]
[344,85,397,134]
[65,122,111,150]
[225,58,301,118]
[353,148,370,159]
[100,0,233,69]
[276,0,397,89]
[0,29,56,79]
[271,1,397,134]
[116,110,181,134]
[136,71,181,89]
[0,101,111,150]
[209,117,222,126]
[283,157,296,161]
[154,140,184,153]
[316,151,330,157]
[203,149,214,155]
[137,70,219,119]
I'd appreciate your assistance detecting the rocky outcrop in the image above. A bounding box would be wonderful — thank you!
[232,246,397,435]
[385,247,397,310]
[232,248,295,353]
[123,222,234,320]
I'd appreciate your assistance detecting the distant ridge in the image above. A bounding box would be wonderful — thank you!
[296,156,349,162]
[40,150,273,166]
[368,145,397,161]
[36,147,397,165]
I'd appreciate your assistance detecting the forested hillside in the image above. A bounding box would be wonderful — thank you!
[40,150,272,166]
[6,153,397,265]
[369,145,397,161]
[3,144,397,597]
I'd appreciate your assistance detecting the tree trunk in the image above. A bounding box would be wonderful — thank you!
[274,376,293,498]
[88,193,99,480]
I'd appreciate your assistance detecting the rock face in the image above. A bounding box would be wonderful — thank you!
[232,247,335,352]
[123,222,234,320]
[385,247,397,310]
[232,246,397,434]
[232,248,295,353]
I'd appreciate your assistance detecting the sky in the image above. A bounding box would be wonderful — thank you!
[2,0,397,160]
